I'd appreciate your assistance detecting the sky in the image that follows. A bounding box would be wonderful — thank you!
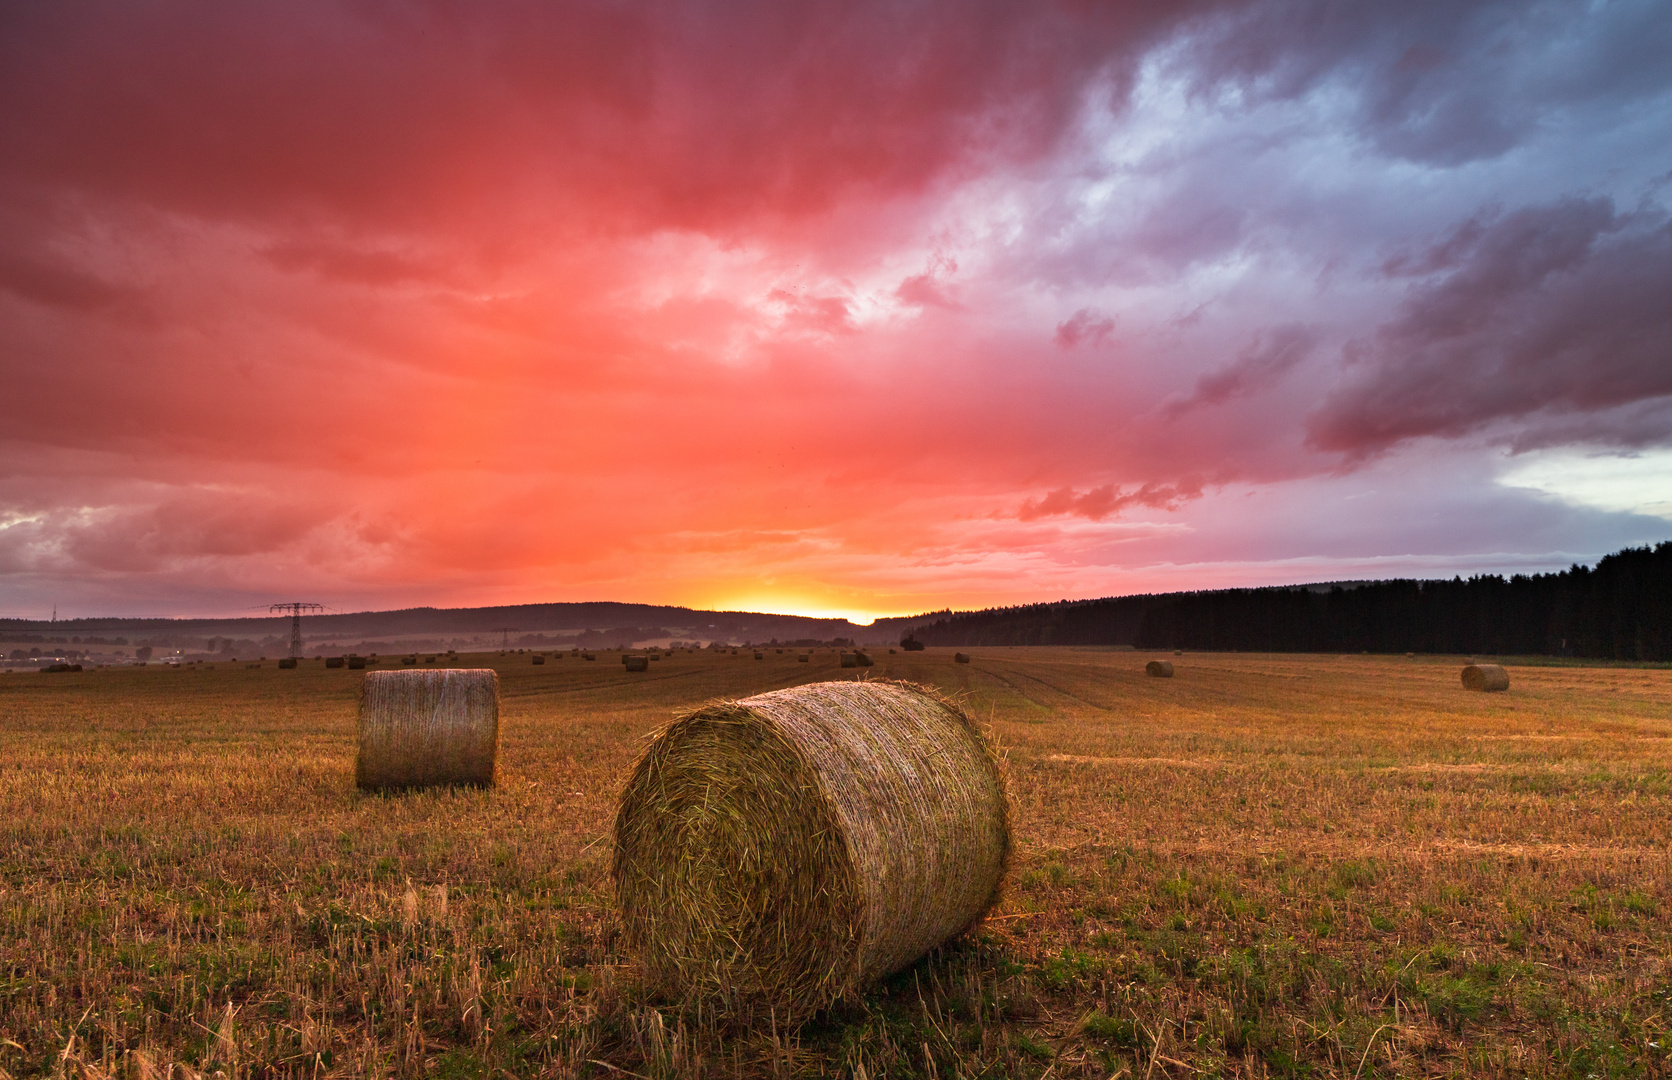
[2,0,1671,623]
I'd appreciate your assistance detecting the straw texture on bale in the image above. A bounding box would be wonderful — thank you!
[356,669,500,791]
[1146,660,1174,678]
[613,680,1011,1022]
[1462,663,1510,692]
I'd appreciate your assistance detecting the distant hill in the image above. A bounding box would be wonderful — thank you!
[6,540,1668,660]
[0,601,930,652]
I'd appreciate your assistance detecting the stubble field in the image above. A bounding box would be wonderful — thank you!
[3,647,1672,1078]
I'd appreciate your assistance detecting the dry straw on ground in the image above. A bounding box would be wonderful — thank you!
[1146,659,1175,678]
[1462,662,1511,692]
[355,669,500,791]
[613,679,1011,1023]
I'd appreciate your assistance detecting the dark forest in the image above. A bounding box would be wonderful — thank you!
[908,541,1672,661]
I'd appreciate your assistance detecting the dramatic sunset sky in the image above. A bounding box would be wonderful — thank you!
[3,1,1670,621]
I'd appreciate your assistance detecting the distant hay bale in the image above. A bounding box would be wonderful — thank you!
[754,652,765,660]
[613,680,1011,1022]
[532,655,545,665]
[356,669,499,791]
[326,657,345,669]
[954,652,971,664]
[583,653,596,661]
[278,657,298,669]
[624,655,650,672]
[1146,660,1174,678]
[347,657,366,670]
[798,654,810,662]
[1462,663,1510,692]
[839,652,858,668]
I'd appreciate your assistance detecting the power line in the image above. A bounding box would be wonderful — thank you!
[270,602,325,659]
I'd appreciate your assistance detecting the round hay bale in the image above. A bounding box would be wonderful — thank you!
[1461,663,1509,692]
[839,652,859,668]
[953,652,971,664]
[613,680,1010,1022]
[356,669,499,791]
[624,655,650,672]
[1146,660,1174,678]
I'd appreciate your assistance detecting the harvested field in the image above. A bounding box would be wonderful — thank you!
[3,648,1672,1077]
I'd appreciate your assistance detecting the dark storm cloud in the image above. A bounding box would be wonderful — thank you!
[1165,324,1319,416]
[1308,197,1672,456]
[1181,0,1672,164]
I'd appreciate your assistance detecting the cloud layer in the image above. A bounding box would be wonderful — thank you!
[2,0,1670,619]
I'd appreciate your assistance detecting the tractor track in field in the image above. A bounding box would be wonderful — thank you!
[971,660,1113,713]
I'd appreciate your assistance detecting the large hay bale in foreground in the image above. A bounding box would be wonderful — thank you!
[1146,660,1174,678]
[1462,663,1509,692]
[614,680,1010,1022]
[356,669,499,791]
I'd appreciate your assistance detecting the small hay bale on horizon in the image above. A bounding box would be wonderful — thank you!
[1462,663,1510,692]
[954,652,971,664]
[1146,660,1174,677]
[613,679,1010,1023]
[624,655,650,672]
[356,668,499,791]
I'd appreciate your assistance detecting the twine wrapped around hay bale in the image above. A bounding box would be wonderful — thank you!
[1461,663,1509,692]
[1146,660,1174,678]
[356,669,499,791]
[613,680,1011,1022]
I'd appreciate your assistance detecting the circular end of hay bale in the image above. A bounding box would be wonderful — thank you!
[1146,660,1174,677]
[356,669,499,791]
[1461,663,1509,692]
[613,680,1010,1022]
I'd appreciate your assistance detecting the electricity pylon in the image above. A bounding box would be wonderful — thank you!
[493,627,520,651]
[271,602,325,658]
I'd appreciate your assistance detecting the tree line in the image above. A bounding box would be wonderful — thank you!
[907,541,1672,660]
